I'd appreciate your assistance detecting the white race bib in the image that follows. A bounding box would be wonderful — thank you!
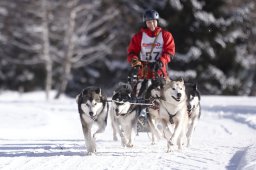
[140,32,163,62]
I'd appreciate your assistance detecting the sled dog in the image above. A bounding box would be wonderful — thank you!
[146,79,189,152]
[110,82,138,147]
[144,78,166,144]
[185,83,201,147]
[76,87,109,154]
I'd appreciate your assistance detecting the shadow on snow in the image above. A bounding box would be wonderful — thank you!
[0,139,86,157]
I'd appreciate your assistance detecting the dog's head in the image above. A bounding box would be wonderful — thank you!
[76,87,105,118]
[185,83,200,112]
[164,78,186,102]
[145,77,166,99]
[111,83,132,116]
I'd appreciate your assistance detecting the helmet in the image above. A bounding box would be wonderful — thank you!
[143,9,159,22]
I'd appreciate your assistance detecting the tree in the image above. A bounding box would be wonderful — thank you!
[54,0,119,98]
[41,0,52,99]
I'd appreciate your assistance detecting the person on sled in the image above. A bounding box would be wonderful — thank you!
[127,9,175,96]
[127,9,175,126]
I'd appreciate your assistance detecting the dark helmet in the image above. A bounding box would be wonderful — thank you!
[143,9,159,22]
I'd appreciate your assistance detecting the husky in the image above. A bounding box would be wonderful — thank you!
[146,79,189,152]
[144,78,166,144]
[110,82,138,147]
[76,87,109,154]
[185,83,201,147]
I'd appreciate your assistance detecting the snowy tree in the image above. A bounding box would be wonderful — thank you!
[0,0,255,96]
[158,0,256,95]
[0,0,45,92]
[54,0,119,98]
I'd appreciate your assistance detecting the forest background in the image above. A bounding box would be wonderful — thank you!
[0,0,255,99]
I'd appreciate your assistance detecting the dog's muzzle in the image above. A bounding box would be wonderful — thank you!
[89,111,94,116]
[172,96,181,102]
[172,93,182,101]
[89,112,97,120]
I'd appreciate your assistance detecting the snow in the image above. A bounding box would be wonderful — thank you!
[194,11,216,25]
[0,91,255,170]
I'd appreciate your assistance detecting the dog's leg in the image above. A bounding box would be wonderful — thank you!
[111,118,118,141]
[112,124,118,141]
[93,120,107,139]
[115,121,128,147]
[110,108,118,141]
[161,119,174,152]
[119,129,128,147]
[127,117,138,147]
[147,115,160,145]
[186,117,198,147]
[168,119,183,152]
[80,116,95,154]
[178,121,188,150]
[123,123,133,147]
[161,120,172,140]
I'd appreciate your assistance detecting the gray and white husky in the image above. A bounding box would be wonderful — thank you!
[146,79,189,152]
[76,87,109,154]
[185,83,201,147]
[110,82,138,147]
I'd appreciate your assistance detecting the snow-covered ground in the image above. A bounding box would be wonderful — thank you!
[0,91,255,170]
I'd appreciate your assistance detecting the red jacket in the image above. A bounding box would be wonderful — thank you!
[127,27,175,79]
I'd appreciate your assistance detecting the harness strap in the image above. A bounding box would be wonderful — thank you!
[109,100,153,106]
[115,104,137,117]
[160,99,178,124]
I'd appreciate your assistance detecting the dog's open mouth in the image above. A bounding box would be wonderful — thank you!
[90,115,97,121]
[172,96,181,102]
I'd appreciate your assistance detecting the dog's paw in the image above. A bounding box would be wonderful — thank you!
[167,140,178,152]
[87,148,96,155]
[126,143,134,148]
[167,145,178,152]
[168,139,174,146]
[121,139,127,147]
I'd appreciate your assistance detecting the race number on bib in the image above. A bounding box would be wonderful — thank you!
[140,32,163,63]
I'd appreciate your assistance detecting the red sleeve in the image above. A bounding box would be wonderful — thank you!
[127,31,142,63]
[159,30,175,65]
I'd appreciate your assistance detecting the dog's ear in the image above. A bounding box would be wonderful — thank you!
[82,89,88,96]
[75,94,80,104]
[177,77,184,84]
[165,77,171,83]
[95,87,101,95]
[175,77,184,82]
[193,83,197,90]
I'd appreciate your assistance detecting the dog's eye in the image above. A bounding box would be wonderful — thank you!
[86,103,90,107]
[172,88,175,90]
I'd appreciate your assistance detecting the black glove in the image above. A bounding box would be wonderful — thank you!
[154,60,163,71]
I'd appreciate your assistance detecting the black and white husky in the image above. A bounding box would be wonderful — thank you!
[110,82,138,147]
[185,83,201,147]
[76,87,109,154]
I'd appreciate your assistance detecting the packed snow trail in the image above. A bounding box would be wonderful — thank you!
[0,92,255,170]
